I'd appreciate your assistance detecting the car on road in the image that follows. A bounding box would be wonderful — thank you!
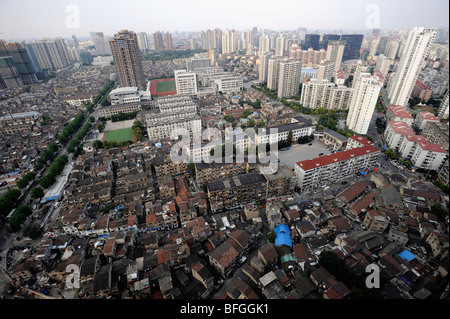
[341,181,347,185]
[308,143,312,146]
[319,153,324,156]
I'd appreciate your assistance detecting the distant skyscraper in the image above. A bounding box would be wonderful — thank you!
[153,32,164,51]
[368,37,380,57]
[298,27,307,41]
[384,40,400,60]
[275,36,285,56]
[320,34,340,49]
[164,32,173,51]
[71,35,79,48]
[304,34,320,50]
[0,56,23,89]
[259,35,270,53]
[137,32,150,52]
[387,27,436,107]
[374,54,391,78]
[258,53,272,82]
[346,72,382,135]
[277,59,302,98]
[0,41,38,85]
[214,28,222,53]
[222,29,237,54]
[340,34,364,61]
[267,55,284,90]
[437,92,449,119]
[94,32,112,55]
[29,38,71,71]
[109,30,146,90]
[326,40,346,73]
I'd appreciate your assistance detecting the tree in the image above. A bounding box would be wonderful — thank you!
[267,230,276,243]
[97,123,105,132]
[287,130,293,146]
[93,140,103,151]
[22,223,42,239]
[0,189,22,219]
[89,116,95,123]
[40,173,56,189]
[30,187,45,199]
[6,206,32,233]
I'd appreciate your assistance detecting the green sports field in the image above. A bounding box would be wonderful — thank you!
[156,80,176,93]
[104,127,134,143]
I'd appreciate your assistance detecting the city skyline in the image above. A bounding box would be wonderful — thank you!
[0,0,449,41]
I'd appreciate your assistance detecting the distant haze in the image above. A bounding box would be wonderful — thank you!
[0,0,448,40]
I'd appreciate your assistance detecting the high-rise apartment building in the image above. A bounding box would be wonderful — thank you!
[437,92,449,119]
[277,59,302,98]
[164,32,173,51]
[384,40,400,60]
[222,29,237,54]
[387,27,436,107]
[153,31,165,51]
[259,35,270,53]
[0,41,38,85]
[258,53,272,82]
[94,32,112,55]
[137,32,150,52]
[29,38,71,71]
[374,54,391,78]
[275,36,285,56]
[300,79,353,110]
[326,40,346,73]
[346,73,382,135]
[109,30,146,90]
[0,56,23,89]
[267,56,284,90]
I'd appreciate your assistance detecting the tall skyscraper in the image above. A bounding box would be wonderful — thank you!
[0,56,23,89]
[94,32,112,55]
[374,54,391,78]
[0,41,38,85]
[222,29,237,54]
[275,36,285,56]
[326,40,346,73]
[214,28,222,53]
[346,73,382,135]
[164,32,173,51]
[109,30,146,90]
[29,38,71,71]
[384,40,400,60]
[258,53,272,82]
[387,27,436,107]
[137,32,150,52]
[153,32,164,51]
[437,92,449,119]
[277,59,302,98]
[304,34,320,50]
[267,56,284,90]
[259,35,270,53]
[340,34,364,61]
[320,34,340,48]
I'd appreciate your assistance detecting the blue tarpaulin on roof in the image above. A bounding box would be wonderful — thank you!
[45,195,57,202]
[399,249,416,262]
[274,224,292,247]
[361,171,366,175]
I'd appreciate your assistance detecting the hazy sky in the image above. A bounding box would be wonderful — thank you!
[0,0,448,40]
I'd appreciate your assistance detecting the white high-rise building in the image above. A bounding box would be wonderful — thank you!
[437,92,449,119]
[277,59,302,98]
[275,36,285,57]
[137,32,150,52]
[222,29,237,54]
[326,40,345,73]
[346,73,382,135]
[267,56,284,90]
[259,35,270,53]
[175,70,198,96]
[384,40,400,60]
[300,79,353,110]
[374,54,391,78]
[387,27,436,107]
[258,53,272,82]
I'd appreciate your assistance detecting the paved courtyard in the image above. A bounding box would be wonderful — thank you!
[277,138,331,169]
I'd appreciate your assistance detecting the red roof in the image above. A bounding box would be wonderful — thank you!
[296,145,379,171]
[415,80,431,91]
[388,105,413,119]
[389,121,446,153]
[349,135,374,147]
[418,111,439,122]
